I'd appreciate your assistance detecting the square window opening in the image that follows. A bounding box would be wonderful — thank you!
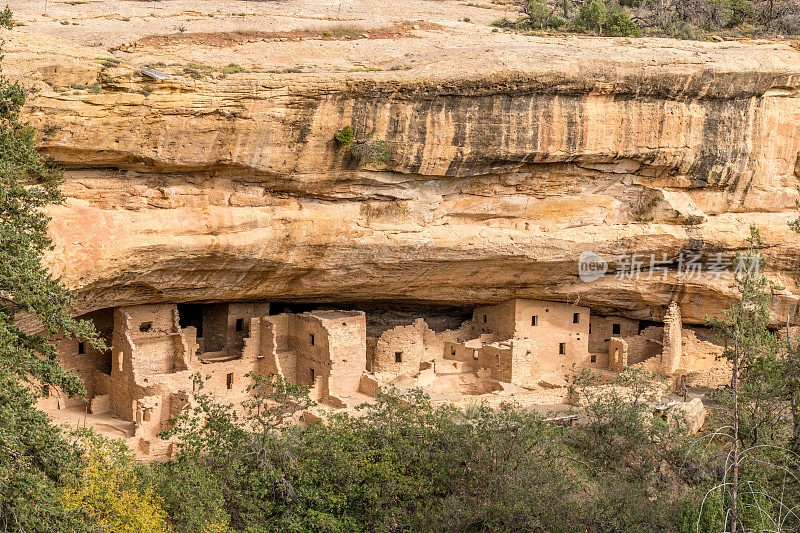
[612,323,621,335]
[139,322,152,333]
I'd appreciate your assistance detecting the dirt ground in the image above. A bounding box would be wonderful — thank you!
[8,0,794,78]
[7,0,522,73]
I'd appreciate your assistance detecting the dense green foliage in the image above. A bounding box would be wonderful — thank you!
[148,371,707,532]
[0,32,103,529]
[333,125,354,146]
[494,0,800,39]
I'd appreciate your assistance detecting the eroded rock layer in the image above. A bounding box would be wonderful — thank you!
[7,28,800,323]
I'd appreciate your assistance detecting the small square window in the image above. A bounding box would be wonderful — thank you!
[531,315,538,326]
[139,322,152,333]
[235,318,244,332]
[558,343,566,355]
[77,342,85,355]
[309,333,315,346]
[395,351,403,363]
[612,323,621,335]
[226,373,234,390]
[573,312,580,324]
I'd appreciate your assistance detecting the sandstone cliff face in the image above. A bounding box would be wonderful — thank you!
[8,28,800,324]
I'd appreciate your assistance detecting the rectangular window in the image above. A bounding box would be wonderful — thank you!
[395,351,403,363]
[77,342,85,355]
[612,323,621,335]
[309,333,315,346]
[309,368,315,383]
[451,346,456,356]
[591,354,597,363]
[483,315,487,324]
[531,315,538,326]
[226,373,234,390]
[559,343,566,355]
[573,312,580,324]
[235,318,244,332]
[139,322,152,333]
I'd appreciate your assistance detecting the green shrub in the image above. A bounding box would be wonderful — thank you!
[605,2,642,36]
[222,63,245,74]
[527,0,552,28]
[726,0,755,25]
[549,13,567,27]
[334,125,355,146]
[575,0,608,33]
[0,6,13,30]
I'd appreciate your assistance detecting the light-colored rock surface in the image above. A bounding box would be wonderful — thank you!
[5,0,800,323]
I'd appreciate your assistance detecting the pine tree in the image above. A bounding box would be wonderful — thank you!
[0,17,103,529]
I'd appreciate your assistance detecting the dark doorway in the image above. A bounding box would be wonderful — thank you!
[177,304,204,338]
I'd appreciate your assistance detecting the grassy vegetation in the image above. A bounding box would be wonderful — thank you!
[492,0,800,38]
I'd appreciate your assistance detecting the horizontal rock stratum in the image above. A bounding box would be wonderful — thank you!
[5,3,800,324]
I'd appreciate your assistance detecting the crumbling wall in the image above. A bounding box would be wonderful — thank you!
[680,327,724,371]
[228,302,270,352]
[111,304,180,419]
[589,315,639,354]
[475,342,514,382]
[624,330,663,365]
[422,321,471,359]
[609,338,628,372]
[371,319,426,375]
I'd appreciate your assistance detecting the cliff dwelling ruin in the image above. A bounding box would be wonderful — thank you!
[41,298,728,458]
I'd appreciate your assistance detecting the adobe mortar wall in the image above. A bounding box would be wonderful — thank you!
[589,316,639,354]
[371,319,426,375]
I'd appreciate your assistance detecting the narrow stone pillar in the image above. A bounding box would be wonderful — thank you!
[661,303,682,374]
